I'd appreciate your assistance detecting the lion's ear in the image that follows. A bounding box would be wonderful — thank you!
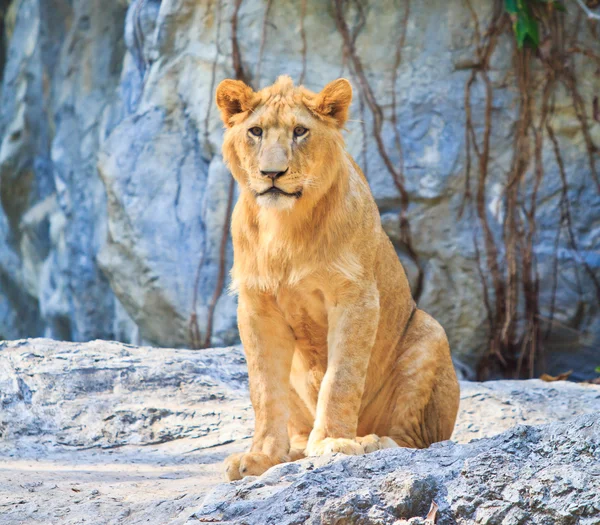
[216,79,255,127]
[312,79,353,127]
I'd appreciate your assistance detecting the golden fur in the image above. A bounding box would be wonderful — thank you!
[216,76,460,481]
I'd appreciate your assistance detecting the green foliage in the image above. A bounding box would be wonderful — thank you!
[504,0,566,49]
[596,366,600,373]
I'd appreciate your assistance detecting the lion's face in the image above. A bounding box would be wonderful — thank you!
[230,103,315,211]
[216,76,352,211]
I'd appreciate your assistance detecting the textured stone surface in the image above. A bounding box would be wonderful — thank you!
[195,414,600,525]
[0,0,599,375]
[1,339,599,524]
[0,338,252,525]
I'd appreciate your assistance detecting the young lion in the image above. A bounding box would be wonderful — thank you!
[216,76,460,481]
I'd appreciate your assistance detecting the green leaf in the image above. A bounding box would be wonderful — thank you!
[515,10,540,48]
[526,15,540,46]
[515,17,526,48]
[596,366,600,373]
[505,0,518,14]
[553,1,567,12]
[506,0,562,49]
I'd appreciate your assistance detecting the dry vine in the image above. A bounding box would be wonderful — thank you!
[189,0,238,349]
[463,0,600,378]
[202,179,236,349]
[255,0,273,87]
[298,0,308,85]
[188,0,225,349]
[231,0,249,85]
[333,0,424,299]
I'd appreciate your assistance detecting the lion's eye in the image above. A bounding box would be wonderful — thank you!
[248,127,263,137]
[294,126,308,137]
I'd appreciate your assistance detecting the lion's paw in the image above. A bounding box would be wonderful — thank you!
[223,451,276,481]
[288,447,306,462]
[356,434,399,453]
[305,437,365,457]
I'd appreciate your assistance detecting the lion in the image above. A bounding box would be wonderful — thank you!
[215,75,460,481]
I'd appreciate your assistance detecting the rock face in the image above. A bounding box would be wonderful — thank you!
[0,1,599,377]
[1,339,599,524]
[196,414,600,525]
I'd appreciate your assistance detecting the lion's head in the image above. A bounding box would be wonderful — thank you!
[216,75,352,211]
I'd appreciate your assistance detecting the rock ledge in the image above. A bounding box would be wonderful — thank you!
[195,414,600,524]
[0,339,598,525]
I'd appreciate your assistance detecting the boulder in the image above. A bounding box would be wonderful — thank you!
[196,414,600,525]
[0,339,599,524]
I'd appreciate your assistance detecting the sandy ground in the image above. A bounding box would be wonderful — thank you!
[0,438,246,524]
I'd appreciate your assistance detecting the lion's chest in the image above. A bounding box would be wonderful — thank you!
[276,285,329,345]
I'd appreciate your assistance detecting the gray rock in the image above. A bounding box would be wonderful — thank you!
[0,0,52,340]
[0,338,253,525]
[194,414,600,525]
[0,0,128,342]
[0,339,599,524]
[0,1,600,375]
[0,338,251,451]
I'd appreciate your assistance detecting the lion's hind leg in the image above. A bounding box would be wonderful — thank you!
[368,309,460,449]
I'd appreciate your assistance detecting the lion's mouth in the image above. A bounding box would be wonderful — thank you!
[257,186,303,199]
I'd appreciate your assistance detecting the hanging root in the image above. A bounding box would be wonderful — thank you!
[333,0,424,299]
[465,0,599,378]
[203,179,235,349]
[231,0,249,85]
[189,0,245,349]
[298,0,308,85]
[254,0,273,88]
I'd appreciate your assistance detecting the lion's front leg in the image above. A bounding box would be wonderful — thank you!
[305,283,380,457]
[224,289,295,481]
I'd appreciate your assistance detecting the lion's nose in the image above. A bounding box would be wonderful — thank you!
[260,168,288,180]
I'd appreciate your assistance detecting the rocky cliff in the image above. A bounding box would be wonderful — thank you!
[0,0,599,379]
[1,339,599,524]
